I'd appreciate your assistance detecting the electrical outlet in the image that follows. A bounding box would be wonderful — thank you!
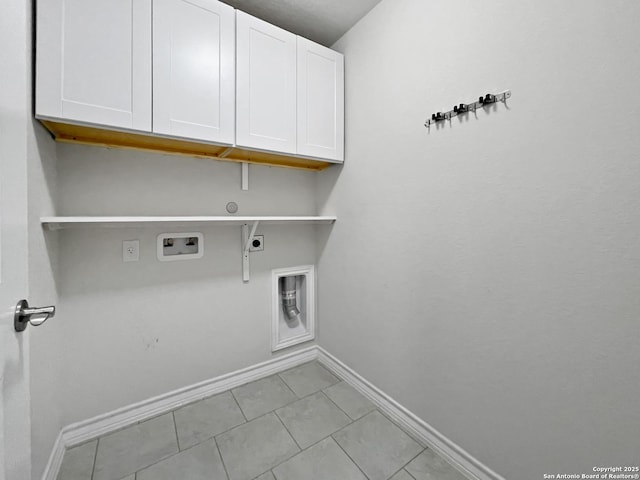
[123,240,140,262]
[249,235,264,252]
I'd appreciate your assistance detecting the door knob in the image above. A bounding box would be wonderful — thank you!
[14,299,56,332]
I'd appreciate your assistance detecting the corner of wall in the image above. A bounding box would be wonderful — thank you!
[28,117,62,479]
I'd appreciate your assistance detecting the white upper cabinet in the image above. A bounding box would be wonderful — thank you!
[36,0,152,131]
[153,0,235,144]
[235,11,297,154]
[236,11,344,161]
[296,37,344,162]
[36,2,344,166]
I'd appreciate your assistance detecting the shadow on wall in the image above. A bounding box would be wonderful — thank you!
[426,99,510,133]
[315,163,342,259]
[28,119,58,295]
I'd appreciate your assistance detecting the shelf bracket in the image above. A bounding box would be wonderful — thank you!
[45,223,61,231]
[241,220,260,282]
[218,147,233,159]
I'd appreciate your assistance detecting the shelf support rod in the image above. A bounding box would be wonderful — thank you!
[241,162,249,191]
[242,220,260,282]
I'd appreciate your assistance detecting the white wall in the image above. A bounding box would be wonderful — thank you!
[23,1,63,478]
[318,0,640,478]
[52,144,320,424]
[28,122,61,480]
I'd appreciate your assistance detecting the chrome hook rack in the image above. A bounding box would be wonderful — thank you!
[425,90,511,128]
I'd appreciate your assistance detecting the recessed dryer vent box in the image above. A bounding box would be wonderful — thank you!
[157,232,203,262]
[271,265,315,352]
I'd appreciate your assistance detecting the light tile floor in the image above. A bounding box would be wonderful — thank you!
[57,361,467,480]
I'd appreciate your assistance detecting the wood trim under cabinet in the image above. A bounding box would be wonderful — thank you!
[40,120,335,171]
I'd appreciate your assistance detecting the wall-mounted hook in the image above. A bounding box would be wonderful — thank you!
[483,94,496,104]
[423,90,511,130]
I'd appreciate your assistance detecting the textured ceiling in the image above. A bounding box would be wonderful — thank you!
[221,0,383,46]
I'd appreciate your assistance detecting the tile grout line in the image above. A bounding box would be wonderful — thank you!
[262,391,363,478]
[171,411,181,451]
[322,381,376,422]
[330,408,422,480]
[215,408,283,440]
[277,360,338,398]
[232,412,302,479]
[273,408,304,451]
[229,389,249,422]
[260,425,352,477]
[375,408,427,448]
[233,374,305,421]
[254,375,360,475]
[319,387,361,423]
[212,409,306,480]
[273,388,308,412]
[333,408,427,480]
[403,467,419,480]
[273,389,354,450]
[250,380,338,422]
[277,372,302,400]
[386,448,426,480]
[330,431,372,480]
[164,392,248,452]
[90,438,100,480]
[214,437,232,480]
[276,372,301,399]
[127,431,222,476]
[111,409,230,478]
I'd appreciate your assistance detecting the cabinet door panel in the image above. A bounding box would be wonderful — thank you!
[153,0,235,144]
[236,11,296,154]
[297,37,344,161]
[36,0,151,131]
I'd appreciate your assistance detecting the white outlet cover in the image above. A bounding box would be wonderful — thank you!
[249,235,264,252]
[123,240,139,262]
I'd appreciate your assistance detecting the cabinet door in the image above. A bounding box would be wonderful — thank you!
[36,0,152,131]
[236,11,297,154]
[153,0,235,144]
[297,37,344,162]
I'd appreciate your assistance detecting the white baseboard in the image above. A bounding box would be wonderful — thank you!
[41,345,317,480]
[316,347,506,480]
[41,430,64,480]
[42,344,504,480]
